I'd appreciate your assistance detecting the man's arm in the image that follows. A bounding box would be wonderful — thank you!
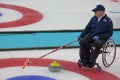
[104,18,113,40]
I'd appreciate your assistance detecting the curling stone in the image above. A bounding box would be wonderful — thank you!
[48,61,61,72]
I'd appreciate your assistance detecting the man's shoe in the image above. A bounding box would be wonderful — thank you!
[86,62,95,68]
[81,60,89,67]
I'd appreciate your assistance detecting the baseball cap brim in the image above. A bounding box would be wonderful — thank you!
[92,8,98,12]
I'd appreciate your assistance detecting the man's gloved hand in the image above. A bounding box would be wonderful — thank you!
[93,36,99,40]
[77,36,82,41]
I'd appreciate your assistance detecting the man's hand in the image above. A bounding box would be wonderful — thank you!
[93,36,99,40]
[77,36,82,41]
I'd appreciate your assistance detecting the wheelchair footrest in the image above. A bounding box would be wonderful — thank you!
[77,60,102,71]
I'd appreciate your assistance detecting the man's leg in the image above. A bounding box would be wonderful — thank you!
[89,39,106,68]
[79,38,91,66]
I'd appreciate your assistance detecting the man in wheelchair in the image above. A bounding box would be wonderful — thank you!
[77,4,113,68]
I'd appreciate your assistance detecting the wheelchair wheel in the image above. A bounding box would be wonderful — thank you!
[102,39,116,67]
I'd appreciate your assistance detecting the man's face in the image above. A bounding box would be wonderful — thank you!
[95,11,104,17]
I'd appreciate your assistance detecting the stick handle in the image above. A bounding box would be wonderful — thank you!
[30,40,78,63]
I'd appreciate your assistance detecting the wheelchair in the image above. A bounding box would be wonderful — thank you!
[77,39,116,71]
[101,39,116,67]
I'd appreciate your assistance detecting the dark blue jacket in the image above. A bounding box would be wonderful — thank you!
[80,14,113,40]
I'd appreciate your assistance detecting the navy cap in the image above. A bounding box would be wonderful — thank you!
[92,4,105,12]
